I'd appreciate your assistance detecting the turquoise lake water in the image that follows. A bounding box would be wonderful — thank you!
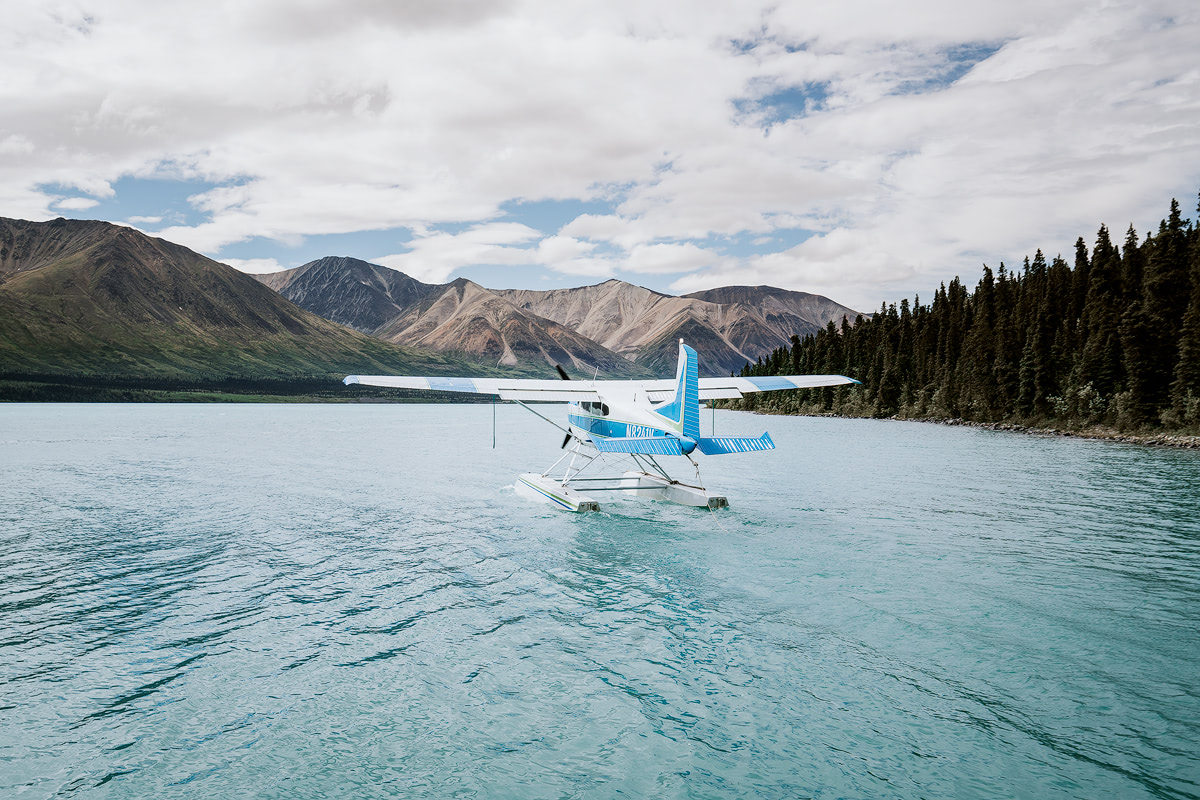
[1,403,1198,799]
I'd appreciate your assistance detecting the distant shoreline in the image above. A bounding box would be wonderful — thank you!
[924,418,1200,449]
[0,374,495,404]
[748,409,1200,449]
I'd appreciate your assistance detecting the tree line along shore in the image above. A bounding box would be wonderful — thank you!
[736,195,1200,445]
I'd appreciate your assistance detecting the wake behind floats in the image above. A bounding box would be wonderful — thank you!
[344,340,860,512]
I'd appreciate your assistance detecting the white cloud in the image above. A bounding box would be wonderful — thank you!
[375,222,542,283]
[53,196,100,210]
[0,134,34,155]
[626,242,726,275]
[0,0,1196,310]
[535,235,594,263]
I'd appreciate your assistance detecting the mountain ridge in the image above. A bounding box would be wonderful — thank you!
[0,218,506,379]
[259,260,865,375]
[256,256,442,334]
[0,216,865,386]
[373,276,646,375]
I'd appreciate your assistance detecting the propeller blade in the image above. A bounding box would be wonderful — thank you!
[555,364,570,381]
[561,432,572,449]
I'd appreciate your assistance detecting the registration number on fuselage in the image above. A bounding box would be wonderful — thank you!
[626,424,658,438]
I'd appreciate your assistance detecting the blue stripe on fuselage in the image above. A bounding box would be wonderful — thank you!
[567,413,670,441]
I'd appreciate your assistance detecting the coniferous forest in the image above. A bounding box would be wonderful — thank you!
[738,195,1200,433]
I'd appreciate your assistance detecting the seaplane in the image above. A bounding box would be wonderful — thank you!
[344,340,859,512]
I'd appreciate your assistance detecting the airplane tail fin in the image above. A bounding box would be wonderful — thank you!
[653,340,701,439]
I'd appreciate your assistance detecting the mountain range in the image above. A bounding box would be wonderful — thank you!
[0,216,864,387]
[258,257,864,376]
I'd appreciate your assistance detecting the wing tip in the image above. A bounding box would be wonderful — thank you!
[343,375,360,385]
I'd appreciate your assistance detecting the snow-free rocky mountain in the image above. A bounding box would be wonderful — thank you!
[258,256,866,376]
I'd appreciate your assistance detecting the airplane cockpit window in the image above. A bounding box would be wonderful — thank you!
[579,402,609,416]
[599,403,610,416]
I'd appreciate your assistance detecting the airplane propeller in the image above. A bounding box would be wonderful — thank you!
[556,364,572,448]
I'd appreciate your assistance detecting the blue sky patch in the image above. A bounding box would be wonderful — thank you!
[217,227,416,270]
[734,82,829,127]
[895,41,1004,95]
[424,220,476,236]
[39,176,230,229]
[702,227,815,258]
[500,197,618,234]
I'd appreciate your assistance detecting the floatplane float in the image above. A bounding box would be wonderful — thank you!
[344,340,859,512]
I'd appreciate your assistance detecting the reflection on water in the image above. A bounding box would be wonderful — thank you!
[1,404,1198,798]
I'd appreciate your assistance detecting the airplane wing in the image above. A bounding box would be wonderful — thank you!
[344,372,859,402]
[607,374,861,402]
[343,374,602,402]
[695,374,861,401]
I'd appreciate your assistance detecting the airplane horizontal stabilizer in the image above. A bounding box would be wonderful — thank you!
[695,433,775,455]
[592,437,687,456]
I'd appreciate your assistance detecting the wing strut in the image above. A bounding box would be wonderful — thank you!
[512,399,573,438]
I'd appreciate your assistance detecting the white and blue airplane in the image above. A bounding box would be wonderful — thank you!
[345,340,859,511]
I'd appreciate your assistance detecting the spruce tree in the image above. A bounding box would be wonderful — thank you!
[1071,237,1090,326]
[1137,200,1192,416]
[1077,225,1125,403]
[1170,198,1200,424]
[1121,225,1144,301]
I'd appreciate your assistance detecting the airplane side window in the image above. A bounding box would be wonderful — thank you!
[600,403,610,416]
[582,402,593,413]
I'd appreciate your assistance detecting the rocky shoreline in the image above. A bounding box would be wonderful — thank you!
[929,418,1200,449]
[747,407,1200,449]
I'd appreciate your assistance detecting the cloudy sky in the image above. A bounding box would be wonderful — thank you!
[3,0,1198,311]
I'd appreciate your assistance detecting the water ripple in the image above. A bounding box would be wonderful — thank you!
[1,405,1197,798]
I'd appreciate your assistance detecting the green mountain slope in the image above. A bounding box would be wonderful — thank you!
[0,218,481,379]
